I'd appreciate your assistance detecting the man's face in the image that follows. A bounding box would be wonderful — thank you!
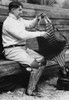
[12,6,23,18]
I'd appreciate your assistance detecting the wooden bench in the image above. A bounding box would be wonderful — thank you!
[0,3,69,92]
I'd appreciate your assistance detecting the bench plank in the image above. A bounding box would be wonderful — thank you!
[1,3,69,18]
[0,60,21,77]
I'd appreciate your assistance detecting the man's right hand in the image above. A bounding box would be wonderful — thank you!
[40,31,50,38]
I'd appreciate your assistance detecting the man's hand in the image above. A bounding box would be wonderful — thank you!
[37,13,45,21]
[37,13,45,18]
[40,31,50,38]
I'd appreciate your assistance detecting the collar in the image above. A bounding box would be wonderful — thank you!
[9,13,19,20]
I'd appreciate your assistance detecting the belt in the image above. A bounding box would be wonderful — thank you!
[4,44,25,49]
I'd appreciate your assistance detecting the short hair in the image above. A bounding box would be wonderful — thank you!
[9,1,23,12]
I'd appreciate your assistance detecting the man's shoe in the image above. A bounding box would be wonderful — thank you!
[57,77,69,90]
[58,66,69,79]
[57,66,69,90]
[25,87,41,97]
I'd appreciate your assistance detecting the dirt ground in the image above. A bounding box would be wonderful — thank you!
[0,77,69,100]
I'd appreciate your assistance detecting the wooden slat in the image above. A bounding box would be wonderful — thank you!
[21,3,69,19]
[1,0,28,5]
[1,3,69,19]
[0,7,35,17]
[0,6,8,15]
[22,9,35,17]
[0,60,21,77]
[18,0,27,3]
[55,25,69,31]
[0,60,17,65]
[52,19,69,25]
[1,0,12,5]
[0,15,7,22]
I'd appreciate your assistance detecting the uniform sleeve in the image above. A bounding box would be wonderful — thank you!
[4,20,42,40]
[23,17,38,28]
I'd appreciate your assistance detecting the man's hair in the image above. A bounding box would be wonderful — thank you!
[9,1,23,12]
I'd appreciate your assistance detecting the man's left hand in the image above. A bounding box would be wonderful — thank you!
[37,13,45,21]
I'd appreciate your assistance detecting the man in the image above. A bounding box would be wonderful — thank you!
[2,1,49,96]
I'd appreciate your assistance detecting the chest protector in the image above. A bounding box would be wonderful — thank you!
[36,16,67,59]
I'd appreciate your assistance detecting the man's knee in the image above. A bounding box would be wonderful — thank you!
[31,60,39,69]
[30,57,46,69]
[40,57,46,65]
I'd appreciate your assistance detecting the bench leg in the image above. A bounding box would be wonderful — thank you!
[27,65,45,95]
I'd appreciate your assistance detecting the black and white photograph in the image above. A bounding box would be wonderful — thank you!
[0,0,69,100]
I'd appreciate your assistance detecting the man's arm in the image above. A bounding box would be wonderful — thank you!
[3,21,47,40]
[23,13,44,29]
[23,17,39,29]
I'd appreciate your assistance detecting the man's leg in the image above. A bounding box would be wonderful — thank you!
[4,47,46,95]
[27,60,46,95]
